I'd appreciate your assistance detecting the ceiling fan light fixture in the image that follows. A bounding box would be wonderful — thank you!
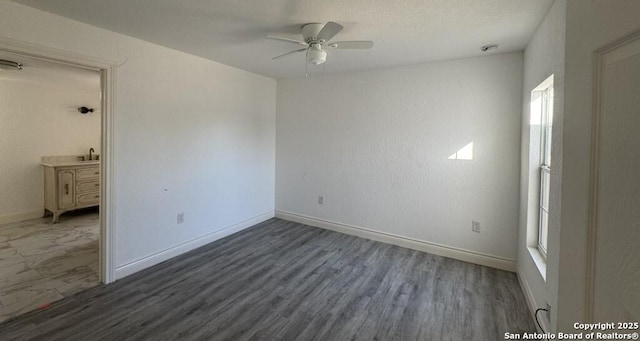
[307,46,327,65]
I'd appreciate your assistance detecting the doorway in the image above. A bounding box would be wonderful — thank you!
[0,38,114,322]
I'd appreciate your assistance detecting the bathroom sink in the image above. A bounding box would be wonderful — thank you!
[81,155,100,161]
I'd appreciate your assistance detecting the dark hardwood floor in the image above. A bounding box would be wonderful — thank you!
[0,218,535,340]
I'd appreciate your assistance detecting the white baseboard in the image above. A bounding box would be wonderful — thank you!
[517,270,549,333]
[0,209,43,225]
[275,210,516,272]
[115,210,274,280]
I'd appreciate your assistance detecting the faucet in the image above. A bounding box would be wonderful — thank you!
[89,147,95,161]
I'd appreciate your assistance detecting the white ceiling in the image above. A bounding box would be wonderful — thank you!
[12,0,553,79]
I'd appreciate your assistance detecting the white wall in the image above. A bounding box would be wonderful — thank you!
[276,52,523,266]
[0,1,276,278]
[517,0,566,332]
[0,62,100,222]
[556,0,640,331]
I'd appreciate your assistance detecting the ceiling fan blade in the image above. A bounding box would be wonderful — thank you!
[317,21,343,41]
[327,41,374,49]
[267,35,308,46]
[272,48,307,60]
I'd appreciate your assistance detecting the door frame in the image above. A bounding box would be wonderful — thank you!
[0,36,116,284]
[586,29,640,322]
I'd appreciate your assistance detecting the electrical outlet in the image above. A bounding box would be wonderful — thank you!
[177,212,184,224]
[472,221,481,233]
[546,302,551,321]
[318,196,324,205]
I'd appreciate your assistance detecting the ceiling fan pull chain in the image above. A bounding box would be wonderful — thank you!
[323,62,326,77]
[305,49,309,77]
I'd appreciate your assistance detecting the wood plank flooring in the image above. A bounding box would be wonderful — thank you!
[0,218,535,340]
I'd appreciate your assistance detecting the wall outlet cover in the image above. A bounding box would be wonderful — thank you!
[472,221,481,233]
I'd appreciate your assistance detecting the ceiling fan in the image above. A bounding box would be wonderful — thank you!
[268,21,373,66]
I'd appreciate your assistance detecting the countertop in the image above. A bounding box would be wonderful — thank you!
[42,160,100,167]
[41,155,100,167]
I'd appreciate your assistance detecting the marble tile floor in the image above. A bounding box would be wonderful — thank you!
[0,208,99,323]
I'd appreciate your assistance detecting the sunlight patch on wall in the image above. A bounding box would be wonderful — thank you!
[448,142,474,160]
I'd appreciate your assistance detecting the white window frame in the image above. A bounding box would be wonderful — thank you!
[536,79,553,259]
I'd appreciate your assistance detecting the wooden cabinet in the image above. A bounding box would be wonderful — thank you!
[43,162,100,223]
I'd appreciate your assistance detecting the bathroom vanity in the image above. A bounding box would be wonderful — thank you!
[42,155,100,223]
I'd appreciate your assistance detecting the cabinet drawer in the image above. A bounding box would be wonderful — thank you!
[76,192,100,206]
[76,167,100,180]
[76,181,99,193]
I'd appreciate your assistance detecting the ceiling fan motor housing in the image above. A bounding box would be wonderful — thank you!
[302,23,325,43]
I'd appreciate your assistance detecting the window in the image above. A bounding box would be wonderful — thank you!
[536,79,553,258]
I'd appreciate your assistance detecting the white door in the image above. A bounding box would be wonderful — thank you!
[591,33,640,322]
